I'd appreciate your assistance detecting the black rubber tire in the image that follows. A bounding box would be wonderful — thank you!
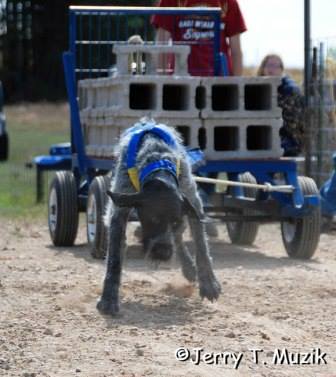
[86,176,109,259]
[103,173,112,191]
[281,176,321,259]
[48,171,79,246]
[226,172,259,245]
[0,132,9,161]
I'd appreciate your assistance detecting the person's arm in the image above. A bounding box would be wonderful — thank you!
[155,27,172,74]
[229,34,243,76]
[155,27,172,44]
[224,0,247,76]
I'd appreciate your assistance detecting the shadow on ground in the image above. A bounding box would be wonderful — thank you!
[47,233,319,274]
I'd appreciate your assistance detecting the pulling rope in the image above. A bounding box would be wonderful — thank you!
[193,176,295,193]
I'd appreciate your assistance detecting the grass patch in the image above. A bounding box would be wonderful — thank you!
[0,102,70,219]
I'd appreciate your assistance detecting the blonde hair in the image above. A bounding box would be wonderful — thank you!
[127,35,144,74]
[257,54,284,76]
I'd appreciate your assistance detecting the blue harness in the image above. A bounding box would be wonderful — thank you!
[125,121,180,191]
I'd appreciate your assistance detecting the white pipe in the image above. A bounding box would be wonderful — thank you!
[193,176,295,193]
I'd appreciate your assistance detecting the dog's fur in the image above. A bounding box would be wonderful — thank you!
[97,121,221,315]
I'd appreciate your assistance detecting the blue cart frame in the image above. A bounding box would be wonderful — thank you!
[53,6,321,260]
[63,5,222,203]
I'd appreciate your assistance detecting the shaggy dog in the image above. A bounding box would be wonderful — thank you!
[97,120,221,315]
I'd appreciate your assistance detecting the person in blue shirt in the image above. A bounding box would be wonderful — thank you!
[257,54,305,157]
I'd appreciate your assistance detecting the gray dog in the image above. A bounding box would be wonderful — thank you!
[97,119,221,315]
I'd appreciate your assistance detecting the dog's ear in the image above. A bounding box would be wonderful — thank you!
[181,195,204,221]
[106,191,145,208]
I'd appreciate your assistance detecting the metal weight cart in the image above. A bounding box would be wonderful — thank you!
[48,6,321,260]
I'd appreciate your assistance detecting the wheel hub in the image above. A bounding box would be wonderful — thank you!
[87,195,97,244]
[48,188,58,234]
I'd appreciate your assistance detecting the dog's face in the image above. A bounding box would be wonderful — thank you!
[107,176,201,261]
[137,180,183,261]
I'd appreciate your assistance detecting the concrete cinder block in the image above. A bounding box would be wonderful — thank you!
[104,115,201,149]
[83,114,202,157]
[78,78,111,109]
[154,117,202,149]
[200,76,281,119]
[79,75,285,160]
[87,127,100,147]
[78,77,109,109]
[85,115,141,157]
[79,75,282,119]
[159,76,200,118]
[121,75,200,118]
[113,44,191,76]
[78,75,201,119]
[203,118,282,160]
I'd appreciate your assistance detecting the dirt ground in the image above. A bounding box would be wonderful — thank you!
[0,218,336,377]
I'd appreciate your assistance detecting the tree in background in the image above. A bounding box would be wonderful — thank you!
[0,0,155,102]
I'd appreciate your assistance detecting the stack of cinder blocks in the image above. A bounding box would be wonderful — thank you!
[79,44,282,159]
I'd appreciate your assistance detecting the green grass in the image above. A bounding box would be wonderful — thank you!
[0,103,70,218]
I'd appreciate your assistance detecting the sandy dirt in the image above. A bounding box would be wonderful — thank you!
[0,218,336,377]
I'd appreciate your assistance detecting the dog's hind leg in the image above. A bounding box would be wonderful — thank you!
[174,220,196,282]
[97,206,130,315]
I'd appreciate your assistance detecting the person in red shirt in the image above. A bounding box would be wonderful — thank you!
[152,0,247,76]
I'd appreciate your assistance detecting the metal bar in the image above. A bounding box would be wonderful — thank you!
[306,47,318,180]
[304,0,311,104]
[116,12,120,44]
[107,13,112,71]
[97,13,102,75]
[126,14,129,41]
[36,168,43,204]
[213,11,221,76]
[205,196,317,219]
[69,6,222,79]
[63,52,87,176]
[74,68,110,73]
[317,42,325,187]
[207,198,281,214]
[75,40,157,45]
[194,176,294,193]
[144,14,149,43]
[84,157,115,171]
[69,6,221,15]
[197,159,298,174]
[88,14,92,78]
[304,0,312,176]
[207,215,284,222]
[283,168,304,208]
[69,10,77,84]
[79,13,83,81]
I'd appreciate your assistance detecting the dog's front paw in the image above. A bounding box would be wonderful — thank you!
[199,278,221,302]
[96,297,120,316]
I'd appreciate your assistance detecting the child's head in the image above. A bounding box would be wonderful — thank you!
[257,54,284,76]
[127,35,144,45]
[127,35,145,75]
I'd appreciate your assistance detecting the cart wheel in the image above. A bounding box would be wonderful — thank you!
[87,176,110,259]
[0,131,9,161]
[281,176,321,259]
[226,172,259,245]
[48,171,79,246]
[103,173,112,192]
